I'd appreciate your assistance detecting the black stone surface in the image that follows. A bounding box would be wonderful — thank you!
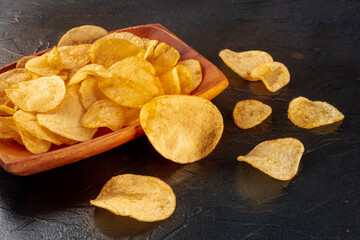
[0,0,359,239]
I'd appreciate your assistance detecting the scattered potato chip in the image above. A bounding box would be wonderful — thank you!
[96,31,145,49]
[142,38,158,59]
[99,56,163,108]
[233,100,272,129]
[140,95,224,164]
[91,38,145,68]
[219,49,273,81]
[288,96,344,129]
[148,42,180,75]
[58,44,92,69]
[90,174,176,222]
[25,47,63,76]
[178,59,202,91]
[5,76,66,113]
[251,62,290,92]
[159,68,181,95]
[68,64,112,86]
[176,65,194,95]
[0,68,33,86]
[79,76,106,109]
[58,25,108,47]
[37,85,97,142]
[81,99,125,131]
[16,55,37,68]
[237,138,305,180]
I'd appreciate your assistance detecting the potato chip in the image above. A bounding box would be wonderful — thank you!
[90,174,176,222]
[140,95,223,164]
[237,138,304,180]
[159,68,181,95]
[142,38,158,59]
[96,31,144,49]
[148,42,180,75]
[233,100,272,129]
[16,55,37,68]
[251,62,290,92]
[0,120,19,139]
[91,38,145,68]
[0,104,17,116]
[37,85,97,142]
[178,59,202,91]
[58,25,108,47]
[13,110,65,145]
[123,107,140,126]
[79,76,106,109]
[0,116,51,154]
[176,65,194,95]
[25,47,63,76]
[5,76,66,113]
[288,96,344,129]
[219,49,273,81]
[68,64,112,86]
[58,44,92,69]
[81,99,125,131]
[0,68,33,86]
[98,56,163,108]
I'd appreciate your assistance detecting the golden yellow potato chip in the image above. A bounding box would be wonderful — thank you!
[5,76,66,113]
[91,38,145,68]
[0,68,33,86]
[58,25,108,47]
[219,49,273,81]
[99,56,163,108]
[79,76,106,109]
[237,138,305,180]
[58,44,92,69]
[123,107,140,126]
[251,62,290,92]
[68,64,112,86]
[0,104,17,116]
[25,47,63,76]
[0,116,51,154]
[0,81,9,103]
[90,174,176,222]
[176,65,194,95]
[37,85,97,142]
[13,110,65,145]
[233,100,272,129]
[148,42,180,75]
[16,55,37,68]
[142,38,158,59]
[288,96,345,129]
[96,31,145,49]
[81,99,125,131]
[159,68,181,95]
[178,59,202,91]
[0,120,19,139]
[140,95,224,164]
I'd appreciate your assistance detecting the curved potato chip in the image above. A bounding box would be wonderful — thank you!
[142,38,158,59]
[251,62,290,92]
[178,59,202,91]
[16,55,37,68]
[37,85,97,142]
[159,68,180,95]
[96,31,144,49]
[90,174,176,222]
[176,65,194,95]
[79,76,106,109]
[81,99,125,131]
[233,100,272,129]
[0,120,19,139]
[237,138,304,180]
[91,38,145,68]
[68,64,112,86]
[25,47,63,76]
[58,25,108,47]
[58,44,92,69]
[219,49,273,81]
[5,76,66,113]
[0,68,33,86]
[148,42,180,75]
[140,95,224,164]
[123,107,140,126]
[288,96,345,129]
[99,56,163,108]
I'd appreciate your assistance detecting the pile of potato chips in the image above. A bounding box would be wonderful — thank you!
[0,25,203,154]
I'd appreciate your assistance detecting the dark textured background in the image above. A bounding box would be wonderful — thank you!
[0,0,359,239]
